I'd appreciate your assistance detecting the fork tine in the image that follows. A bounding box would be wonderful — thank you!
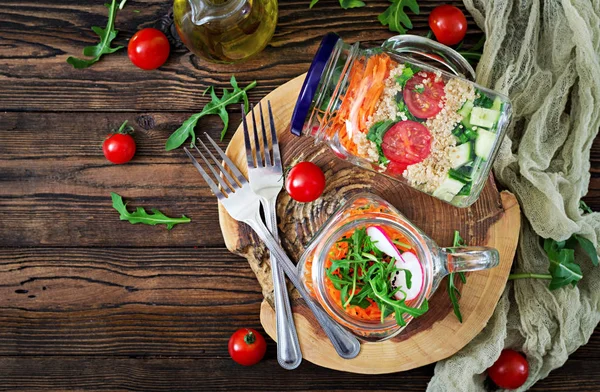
[203,133,248,185]
[250,104,263,168]
[241,104,255,169]
[196,138,239,190]
[184,147,225,200]
[258,101,272,167]
[268,101,282,169]
[192,143,234,193]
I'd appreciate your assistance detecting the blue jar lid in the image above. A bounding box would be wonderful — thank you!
[290,32,341,137]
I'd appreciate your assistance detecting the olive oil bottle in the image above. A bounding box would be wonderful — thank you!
[173,0,278,63]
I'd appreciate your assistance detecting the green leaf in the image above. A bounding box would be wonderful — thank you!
[448,230,468,323]
[448,274,463,323]
[309,0,320,8]
[110,192,191,230]
[580,200,593,214]
[546,247,583,290]
[165,77,257,150]
[573,234,598,266]
[394,66,415,88]
[378,0,420,34]
[67,0,124,69]
[340,0,365,8]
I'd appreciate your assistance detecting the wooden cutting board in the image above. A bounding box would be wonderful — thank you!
[218,74,520,374]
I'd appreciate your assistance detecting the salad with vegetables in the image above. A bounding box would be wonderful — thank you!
[322,224,428,326]
[326,52,509,206]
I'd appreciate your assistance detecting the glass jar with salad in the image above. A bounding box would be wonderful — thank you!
[290,34,512,208]
[297,193,500,341]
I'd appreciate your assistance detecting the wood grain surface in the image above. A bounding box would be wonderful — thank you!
[0,0,598,390]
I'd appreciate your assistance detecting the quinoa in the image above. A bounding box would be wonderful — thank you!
[366,64,407,128]
[404,78,476,192]
[353,62,476,192]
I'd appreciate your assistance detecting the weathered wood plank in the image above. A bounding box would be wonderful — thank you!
[0,356,599,391]
[0,247,265,356]
[0,0,483,112]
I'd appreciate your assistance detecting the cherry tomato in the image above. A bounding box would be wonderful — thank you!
[385,161,409,177]
[487,349,529,389]
[403,72,446,119]
[429,5,468,46]
[285,161,326,203]
[382,121,432,165]
[228,328,267,366]
[128,28,170,70]
[102,133,136,164]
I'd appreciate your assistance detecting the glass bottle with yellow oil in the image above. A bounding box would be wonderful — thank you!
[173,0,278,63]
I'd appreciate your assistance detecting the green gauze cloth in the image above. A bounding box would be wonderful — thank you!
[428,0,600,391]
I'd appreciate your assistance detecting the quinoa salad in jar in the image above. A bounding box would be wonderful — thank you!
[324,52,511,206]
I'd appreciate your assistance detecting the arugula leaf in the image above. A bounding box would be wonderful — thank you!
[448,230,467,323]
[111,192,191,230]
[310,0,365,9]
[378,0,420,34]
[165,76,256,150]
[394,66,416,88]
[340,0,366,8]
[67,0,124,69]
[580,200,593,214]
[543,238,584,289]
[367,120,394,164]
[573,234,598,266]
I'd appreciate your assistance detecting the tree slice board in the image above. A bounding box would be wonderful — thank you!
[218,74,521,374]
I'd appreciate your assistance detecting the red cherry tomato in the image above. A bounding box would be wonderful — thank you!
[385,160,409,176]
[488,349,529,389]
[128,28,170,70]
[102,133,136,164]
[228,328,267,366]
[285,161,326,203]
[382,121,432,165]
[403,72,446,119]
[429,5,468,46]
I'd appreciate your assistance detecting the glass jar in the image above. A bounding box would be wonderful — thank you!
[297,192,500,341]
[290,33,513,208]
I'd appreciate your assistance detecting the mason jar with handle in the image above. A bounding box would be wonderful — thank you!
[297,192,500,342]
[290,33,512,208]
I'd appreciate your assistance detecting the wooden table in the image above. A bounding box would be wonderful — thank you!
[1,1,598,390]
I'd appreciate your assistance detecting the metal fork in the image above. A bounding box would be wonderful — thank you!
[242,102,302,370]
[184,134,361,360]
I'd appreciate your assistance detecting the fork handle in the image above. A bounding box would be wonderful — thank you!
[263,198,303,370]
[244,213,361,360]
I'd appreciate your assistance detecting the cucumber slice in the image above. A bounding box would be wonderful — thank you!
[432,176,467,202]
[475,129,497,160]
[458,100,474,118]
[491,97,503,112]
[450,142,472,169]
[470,107,500,129]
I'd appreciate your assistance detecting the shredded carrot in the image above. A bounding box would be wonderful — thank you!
[324,53,395,157]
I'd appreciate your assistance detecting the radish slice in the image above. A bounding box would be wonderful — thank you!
[366,226,424,301]
[390,251,424,301]
[366,226,403,260]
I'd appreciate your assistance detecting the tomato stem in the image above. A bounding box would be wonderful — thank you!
[243,330,256,345]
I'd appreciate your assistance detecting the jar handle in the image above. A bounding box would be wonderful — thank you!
[381,35,476,81]
[441,247,499,274]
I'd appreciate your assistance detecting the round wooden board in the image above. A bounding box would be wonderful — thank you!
[218,74,521,374]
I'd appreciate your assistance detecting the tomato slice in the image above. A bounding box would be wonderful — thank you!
[382,121,432,164]
[403,72,446,119]
[385,161,409,176]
